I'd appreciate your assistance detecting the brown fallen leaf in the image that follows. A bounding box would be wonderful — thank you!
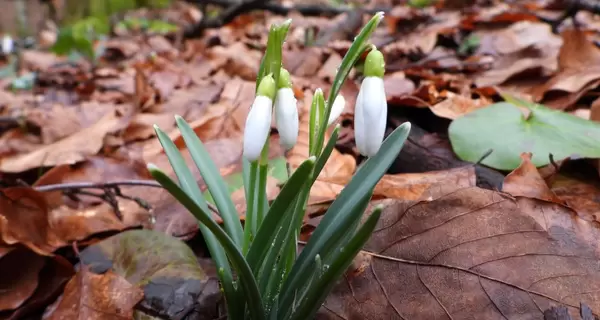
[43,267,143,320]
[373,166,477,201]
[0,111,129,173]
[532,29,600,110]
[0,188,63,255]
[429,91,492,119]
[503,152,565,204]
[551,175,600,223]
[0,247,46,312]
[4,255,75,320]
[319,188,600,319]
[287,90,356,205]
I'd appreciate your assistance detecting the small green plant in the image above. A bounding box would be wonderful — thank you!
[148,12,411,320]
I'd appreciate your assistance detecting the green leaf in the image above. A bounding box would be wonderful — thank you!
[152,125,241,319]
[148,166,266,320]
[175,116,244,247]
[278,122,411,313]
[290,206,383,320]
[448,99,600,170]
[79,229,207,320]
[246,157,315,271]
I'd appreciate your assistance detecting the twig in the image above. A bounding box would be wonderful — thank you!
[33,179,221,218]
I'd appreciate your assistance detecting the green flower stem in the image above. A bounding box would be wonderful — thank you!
[148,166,266,320]
[243,161,259,255]
[257,142,270,226]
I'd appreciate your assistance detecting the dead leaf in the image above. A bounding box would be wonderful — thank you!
[320,188,600,319]
[79,229,207,319]
[373,166,477,201]
[0,111,129,173]
[429,91,492,119]
[532,29,600,109]
[503,152,565,204]
[0,247,46,311]
[43,267,143,320]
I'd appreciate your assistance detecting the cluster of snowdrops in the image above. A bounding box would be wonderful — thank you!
[148,12,411,320]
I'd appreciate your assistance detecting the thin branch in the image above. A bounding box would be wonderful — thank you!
[33,179,221,218]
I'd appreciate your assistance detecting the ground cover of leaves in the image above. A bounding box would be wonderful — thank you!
[2,0,600,319]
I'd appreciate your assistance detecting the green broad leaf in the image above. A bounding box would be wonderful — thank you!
[79,229,207,320]
[408,0,437,8]
[448,99,600,171]
[279,122,411,313]
[147,20,179,34]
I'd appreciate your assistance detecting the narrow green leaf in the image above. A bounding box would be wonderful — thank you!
[290,206,383,320]
[312,125,340,182]
[153,125,240,318]
[246,157,316,271]
[148,166,266,320]
[175,116,244,247]
[279,122,411,312]
[243,161,259,255]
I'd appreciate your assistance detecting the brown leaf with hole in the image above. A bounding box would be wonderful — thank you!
[287,90,356,205]
[0,111,129,173]
[319,188,600,319]
[503,152,565,204]
[43,267,143,320]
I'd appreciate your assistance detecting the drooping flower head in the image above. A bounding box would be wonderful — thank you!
[274,68,299,150]
[243,74,276,161]
[354,47,387,157]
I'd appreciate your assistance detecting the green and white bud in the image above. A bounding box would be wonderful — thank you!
[274,68,298,150]
[355,48,387,157]
[243,74,276,161]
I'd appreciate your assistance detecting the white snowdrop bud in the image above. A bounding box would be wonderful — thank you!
[327,94,346,126]
[354,48,387,157]
[2,34,13,55]
[243,74,276,161]
[274,68,298,150]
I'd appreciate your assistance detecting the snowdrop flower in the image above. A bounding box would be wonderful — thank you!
[354,47,387,157]
[243,74,276,162]
[274,68,298,150]
[2,34,13,55]
[327,94,346,126]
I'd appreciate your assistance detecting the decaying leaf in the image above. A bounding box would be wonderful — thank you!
[79,229,208,319]
[43,267,143,320]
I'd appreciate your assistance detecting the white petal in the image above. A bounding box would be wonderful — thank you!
[327,95,346,126]
[2,35,13,54]
[243,95,273,161]
[354,76,387,157]
[274,88,298,150]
